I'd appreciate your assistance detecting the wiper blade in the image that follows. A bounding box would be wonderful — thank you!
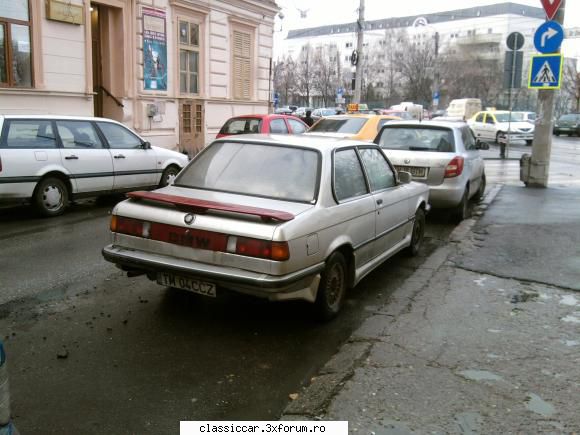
[408,146,432,151]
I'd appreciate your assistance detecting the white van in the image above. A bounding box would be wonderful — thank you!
[447,99,482,121]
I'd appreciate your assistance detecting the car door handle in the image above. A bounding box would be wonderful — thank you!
[376,199,383,205]
[65,155,79,160]
[114,154,126,159]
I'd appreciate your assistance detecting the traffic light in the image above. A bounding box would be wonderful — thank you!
[351,72,356,91]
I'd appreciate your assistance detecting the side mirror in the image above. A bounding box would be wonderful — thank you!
[142,141,152,149]
[398,171,412,184]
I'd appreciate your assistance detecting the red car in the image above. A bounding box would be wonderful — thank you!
[216,114,308,138]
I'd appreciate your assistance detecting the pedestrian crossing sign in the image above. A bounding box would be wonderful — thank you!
[528,54,563,89]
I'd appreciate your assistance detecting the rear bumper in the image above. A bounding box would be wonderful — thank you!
[102,244,324,302]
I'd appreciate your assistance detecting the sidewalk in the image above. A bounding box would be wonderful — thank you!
[281,185,580,433]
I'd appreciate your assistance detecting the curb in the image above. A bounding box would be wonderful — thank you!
[280,186,504,420]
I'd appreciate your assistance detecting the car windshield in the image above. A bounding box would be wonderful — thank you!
[175,142,320,203]
[559,114,580,122]
[309,117,367,134]
[494,113,524,122]
[219,118,262,135]
[378,126,456,152]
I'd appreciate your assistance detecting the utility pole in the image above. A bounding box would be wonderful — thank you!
[353,0,365,103]
[528,0,565,187]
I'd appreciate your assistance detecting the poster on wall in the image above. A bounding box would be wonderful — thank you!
[142,7,167,91]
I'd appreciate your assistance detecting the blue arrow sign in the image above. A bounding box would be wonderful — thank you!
[534,21,564,54]
[528,54,563,89]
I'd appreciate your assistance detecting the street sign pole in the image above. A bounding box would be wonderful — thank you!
[528,0,565,187]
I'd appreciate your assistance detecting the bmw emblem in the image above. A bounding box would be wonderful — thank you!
[184,214,196,225]
[404,158,411,164]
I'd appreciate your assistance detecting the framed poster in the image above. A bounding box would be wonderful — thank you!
[142,7,167,91]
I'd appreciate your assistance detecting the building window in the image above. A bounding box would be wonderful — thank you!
[179,20,200,94]
[0,0,32,88]
[232,29,252,100]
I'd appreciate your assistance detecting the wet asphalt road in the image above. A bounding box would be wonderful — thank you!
[0,197,456,433]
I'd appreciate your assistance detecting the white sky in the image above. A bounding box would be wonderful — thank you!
[273,0,580,58]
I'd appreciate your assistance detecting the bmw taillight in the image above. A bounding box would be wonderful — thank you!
[227,236,289,261]
[110,215,290,261]
[444,156,464,178]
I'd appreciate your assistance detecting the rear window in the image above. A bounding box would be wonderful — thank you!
[378,126,456,153]
[1,120,57,149]
[559,114,580,122]
[219,118,262,135]
[309,118,367,134]
[175,142,320,203]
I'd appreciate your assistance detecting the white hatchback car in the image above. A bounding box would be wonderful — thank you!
[0,115,188,216]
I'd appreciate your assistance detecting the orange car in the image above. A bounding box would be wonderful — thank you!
[306,114,401,141]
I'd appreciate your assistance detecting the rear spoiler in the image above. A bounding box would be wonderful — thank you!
[126,191,295,222]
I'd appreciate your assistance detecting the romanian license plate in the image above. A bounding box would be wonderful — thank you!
[157,272,217,298]
[395,165,427,178]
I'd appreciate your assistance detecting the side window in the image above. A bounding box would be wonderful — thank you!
[485,115,495,124]
[97,122,142,149]
[288,119,307,134]
[333,149,368,201]
[56,121,103,149]
[475,113,484,123]
[270,118,289,134]
[3,120,57,149]
[462,128,477,150]
[358,148,396,191]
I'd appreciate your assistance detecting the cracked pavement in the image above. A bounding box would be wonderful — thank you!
[281,186,580,434]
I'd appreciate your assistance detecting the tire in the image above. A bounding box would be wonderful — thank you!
[33,177,68,217]
[554,132,560,137]
[159,165,180,187]
[315,252,347,321]
[525,139,533,146]
[475,174,486,201]
[405,208,425,257]
[452,187,470,223]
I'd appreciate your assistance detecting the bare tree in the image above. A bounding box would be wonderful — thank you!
[312,45,340,107]
[397,33,435,105]
[558,59,580,114]
[366,30,404,107]
[273,55,296,106]
[296,43,315,106]
[437,45,503,108]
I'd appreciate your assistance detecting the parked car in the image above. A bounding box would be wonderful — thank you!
[274,105,298,115]
[311,108,338,119]
[0,115,189,217]
[216,114,308,138]
[377,109,414,120]
[294,107,313,117]
[430,110,447,119]
[553,113,580,136]
[306,114,401,141]
[102,134,429,319]
[375,120,488,222]
[515,111,536,124]
[468,110,534,145]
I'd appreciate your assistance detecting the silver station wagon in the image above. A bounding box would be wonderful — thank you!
[102,135,429,319]
[0,115,188,216]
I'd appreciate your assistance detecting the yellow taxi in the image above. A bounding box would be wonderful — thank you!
[307,113,402,141]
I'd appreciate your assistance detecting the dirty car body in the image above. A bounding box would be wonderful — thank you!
[102,135,429,317]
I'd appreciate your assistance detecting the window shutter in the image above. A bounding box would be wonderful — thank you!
[233,30,251,100]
